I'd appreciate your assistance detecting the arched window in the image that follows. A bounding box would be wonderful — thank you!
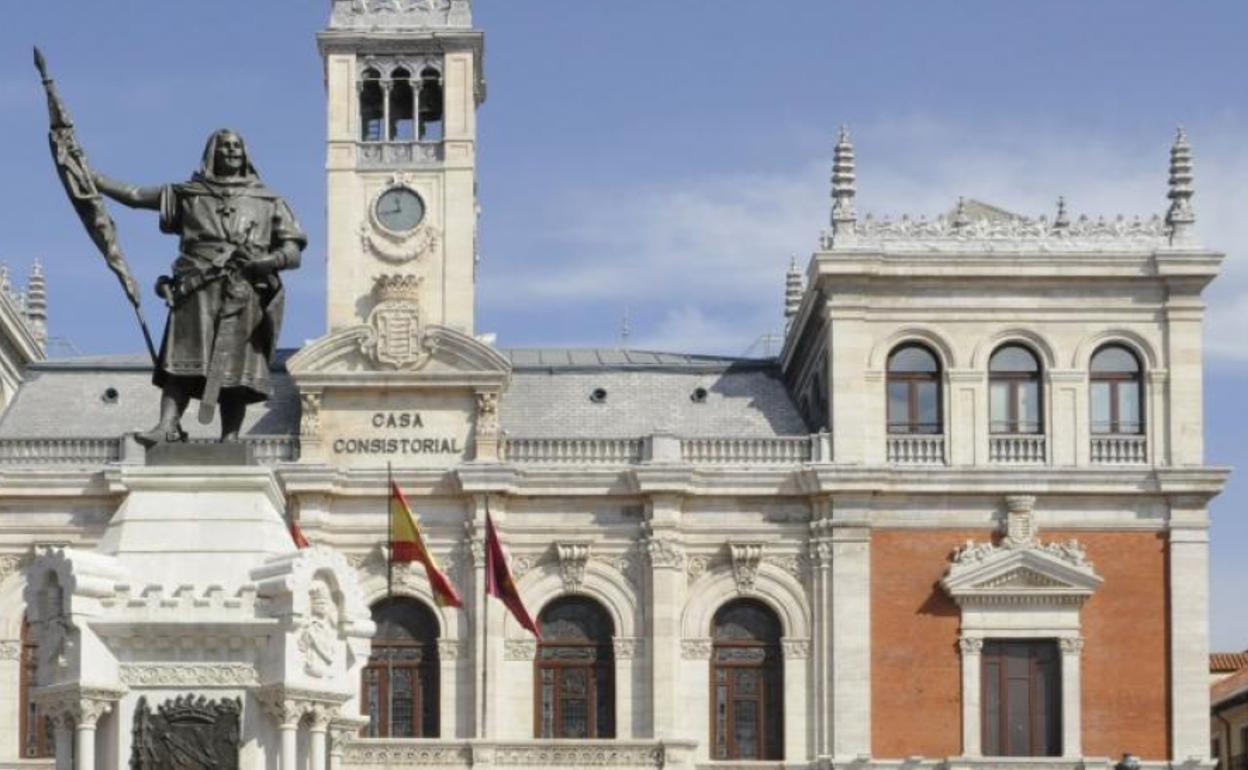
[362,597,440,738]
[359,68,384,142]
[989,345,1043,434]
[19,615,52,758]
[711,600,783,761]
[418,66,444,141]
[1090,345,1143,434]
[388,68,415,141]
[887,344,942,434]
[536,597,615,739]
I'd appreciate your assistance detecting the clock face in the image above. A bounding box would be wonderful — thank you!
[375,187,425,233]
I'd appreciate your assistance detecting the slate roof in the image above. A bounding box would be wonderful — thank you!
[0,348,809,439]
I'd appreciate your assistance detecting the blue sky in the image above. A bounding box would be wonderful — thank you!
[1,2,1245,648]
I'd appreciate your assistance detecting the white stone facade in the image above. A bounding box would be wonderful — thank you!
[0,3,1230,769]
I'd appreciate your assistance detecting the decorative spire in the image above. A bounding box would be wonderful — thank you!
[25,259,48,350]
[784,256,803,327]
[830,125,857,246]
[1053,196,1070,231]
[620,305,630,349]
[1166,127,1195,245]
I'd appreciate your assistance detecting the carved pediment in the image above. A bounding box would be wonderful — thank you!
[287,324,511,389]
[941,545,1103,607]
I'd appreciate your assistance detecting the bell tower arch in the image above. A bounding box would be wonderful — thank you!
[318,0,484,335]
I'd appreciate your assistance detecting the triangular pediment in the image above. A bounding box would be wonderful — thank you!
[941,545,1103,606]
[287,324,511,389]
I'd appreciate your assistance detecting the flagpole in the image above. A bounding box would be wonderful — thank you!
[387,462,394,598]
[481,497,489,740]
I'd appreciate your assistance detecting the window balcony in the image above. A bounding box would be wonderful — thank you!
[886,434,946,465]
[1090,434,1148,465]
[989,435,1046,464]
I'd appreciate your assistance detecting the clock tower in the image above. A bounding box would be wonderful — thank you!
[318,0,483,335]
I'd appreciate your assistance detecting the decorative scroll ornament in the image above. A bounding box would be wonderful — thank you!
[729,543,764,594]
[360,217,440,264]
[643,535,684,571]
[556,542,591,592]
[476,392,500,435]
[300,392,322,438]
[131,695,242,770]
[959,637,985,655]
[504,638,537,661]
[360,274,438,370]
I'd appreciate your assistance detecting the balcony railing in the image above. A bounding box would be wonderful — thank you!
[1090,434,1148,464]
[680,436,814,464]
[338,738,694,769]
[886,434,946,465]
[0,436,298,467]
[989,435,1047,464]
[501,437,646,465]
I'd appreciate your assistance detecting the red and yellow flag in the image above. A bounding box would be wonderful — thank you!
[390,482,464,608]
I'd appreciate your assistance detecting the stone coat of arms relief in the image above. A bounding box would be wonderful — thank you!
[359,274,438,370]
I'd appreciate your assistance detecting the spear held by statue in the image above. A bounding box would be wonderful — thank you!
[33,46,159,365]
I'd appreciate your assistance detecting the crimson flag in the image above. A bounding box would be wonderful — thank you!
[484,513,541,638]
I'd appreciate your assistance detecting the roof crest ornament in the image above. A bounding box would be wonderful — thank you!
[330,0,473,31]
[1166,126,1195,246]
[783,256,803,328]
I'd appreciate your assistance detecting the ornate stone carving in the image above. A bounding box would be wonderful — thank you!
[300,392,322,438]
[476,392,500,435]
[612,637,641,660]
[764,553,808,582]
[556,542,591,592]
[0,640,19,660]
[510,554,536,580]
[332,0,473,31]
[681,638,712,660]
[808,539,833,568]
[437,639,466,660]
[1002,494,1038,548]
[131,695,241,770]
[729,543,763,594]
[835,208,1170,253]
[504,638,537,661]
[1059,637,1086,655]
[491,744,663,766]
[685,554,710,585]
[359,274,438,370]
[298,578,344,679]
[342,742,474,765]
[119,663,259,687]
[959,637,985,655]
[0,552,23,584]
[781,639,811,659]
[361,205,441,263]
[951,494,1090,572]
[602,551,642,591]
[643,535,684,572]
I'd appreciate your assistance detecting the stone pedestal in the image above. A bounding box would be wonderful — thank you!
[23,466,374,770]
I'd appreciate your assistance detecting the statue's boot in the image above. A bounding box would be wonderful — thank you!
[219,393,246,443]
[136,388,191,448]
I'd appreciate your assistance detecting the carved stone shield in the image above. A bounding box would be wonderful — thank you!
[130,695,241,770]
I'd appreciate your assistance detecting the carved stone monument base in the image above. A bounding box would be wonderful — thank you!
[144,440,253,467]
[23,466,373,769]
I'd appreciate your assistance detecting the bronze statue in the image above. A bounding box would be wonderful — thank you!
[93,129,306,446]
[35,49,306,447]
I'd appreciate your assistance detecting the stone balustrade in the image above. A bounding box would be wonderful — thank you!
[501,437,646,464]
[339,738,695,769]
[680,436,815,464]
[0,437,120,465]
[989,435,1047,464]
[1090,434,1148,464]
[886,435,946,465]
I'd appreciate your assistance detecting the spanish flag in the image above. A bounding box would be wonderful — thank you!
[390,481,464,608]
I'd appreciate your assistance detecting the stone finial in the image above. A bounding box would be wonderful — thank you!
[1053,196,1070,231]
[1166,127,1195,245]
[783,256,803,327]
[951,197,970,231]
[25,259,48,349]
[830,125,857,245]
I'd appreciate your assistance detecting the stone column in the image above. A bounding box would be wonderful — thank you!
[1059,637,1084,758]
[467,511,488,738]
[268,699,304,770]
[828,496,872,760]
[72,699,111,770]
[958,636,983,758]
[1168,498,1212,761]
[52,712,73,770]
[642,494,686,739]
[0,639,21,761]
[381,80,393,143]
[308,705,334,770]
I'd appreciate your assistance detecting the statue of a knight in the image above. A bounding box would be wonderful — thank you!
[93,129,305,446]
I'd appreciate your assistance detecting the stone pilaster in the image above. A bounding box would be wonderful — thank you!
[826,496,871,760]
[642,494,685,740]
[1168,498,1211,761]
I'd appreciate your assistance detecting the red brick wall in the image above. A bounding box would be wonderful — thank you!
[870,529,1171,760]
